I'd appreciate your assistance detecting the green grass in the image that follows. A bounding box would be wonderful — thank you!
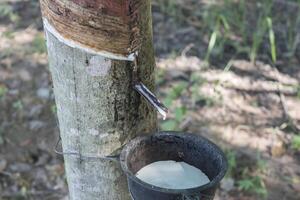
[159,71,218,130]
[296,86,300,100]
[161,120,178,130]
[190,74,217,106]
[0,85,8,98]
[160,73,216,130]
[236,157,268,198]
[157,0,300,65]
[238,175,267,198]
[51,104,57,115]
[160,81,188,130]
[31,34,47,54]
[256,153,268,173]
[225,149,237,177]
[291,135,300,151]
[0,3,20,24]
[0,127,4,145]
[163,81,188,107]
[12,100,23,110]
[160,104,187,130]
[205,29,218,63]
[223,149,268,198]
[3,30,14,39]
[203,0,276,64]
[155,68,166,86]
[267,17,277,63]
[161,106,187,130]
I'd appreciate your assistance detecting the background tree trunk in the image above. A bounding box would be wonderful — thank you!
[41,0,157,199]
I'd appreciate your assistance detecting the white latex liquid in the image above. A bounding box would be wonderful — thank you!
[135,160,210,189]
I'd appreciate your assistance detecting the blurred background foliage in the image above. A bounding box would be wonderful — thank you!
[0,0,300,199]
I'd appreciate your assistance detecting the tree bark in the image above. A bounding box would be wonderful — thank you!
[40,0,157,199]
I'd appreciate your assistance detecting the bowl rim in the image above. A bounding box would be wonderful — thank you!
[120,131,228,195]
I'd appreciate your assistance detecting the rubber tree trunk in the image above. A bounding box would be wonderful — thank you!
[39,0,157,199]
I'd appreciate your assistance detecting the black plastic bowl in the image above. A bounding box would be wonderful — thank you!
[120,131,228,200]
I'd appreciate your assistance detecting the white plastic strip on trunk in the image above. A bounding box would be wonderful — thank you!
[43,18,135,61]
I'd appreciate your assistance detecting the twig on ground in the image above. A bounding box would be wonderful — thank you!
[181,43,195,57]
[270,61,300,133]
[0,171,12,177]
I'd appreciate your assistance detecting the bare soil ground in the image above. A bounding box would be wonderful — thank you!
[0,0,300,200]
